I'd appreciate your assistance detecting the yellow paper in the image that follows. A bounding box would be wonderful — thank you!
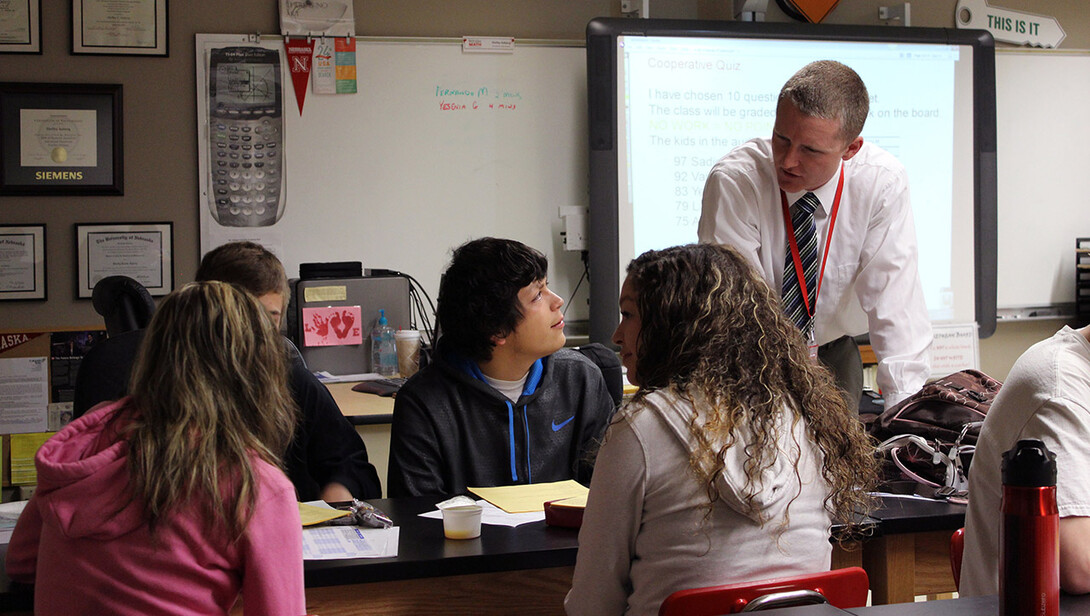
[469,480,589,514]
[548,493,588,509]
[298,502,351,527]
[10,432,54,485]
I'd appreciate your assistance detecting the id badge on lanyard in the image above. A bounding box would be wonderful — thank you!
[782,166,845,365]
[806,326,818,362]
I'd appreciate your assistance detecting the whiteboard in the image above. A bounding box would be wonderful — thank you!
[996,49,1090,309]
[197,36,590,319]
[195,40,1087,315]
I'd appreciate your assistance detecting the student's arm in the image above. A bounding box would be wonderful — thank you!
[1060,516,1090,594]
[240,471,306,616]
[5,496,43,583]
[387,389,448,497]
[292,362,382,499]
[565,418,644,616]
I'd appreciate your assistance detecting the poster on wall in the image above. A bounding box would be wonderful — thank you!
[196,35,289,261]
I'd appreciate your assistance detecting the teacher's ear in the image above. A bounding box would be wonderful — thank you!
[842,137,864,161]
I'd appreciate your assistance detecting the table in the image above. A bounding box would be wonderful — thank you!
[0,494,967,615]
[845,593,1090,614]
[307,495,966,613]
[325,381,395,425]
[848,496,966,605]
[304,496,578,615]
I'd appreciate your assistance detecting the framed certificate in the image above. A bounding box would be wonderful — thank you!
[75,222,173,298]
[0,224,46,300]
[0,0,41,54]
[0,82,123,195]
[72,0,168,56]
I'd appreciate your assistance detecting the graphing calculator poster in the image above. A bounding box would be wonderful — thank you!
[201,41,287,244]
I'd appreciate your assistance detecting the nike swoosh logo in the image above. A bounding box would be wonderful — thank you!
[551,416,575,432]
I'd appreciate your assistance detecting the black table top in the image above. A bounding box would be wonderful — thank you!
[845,593,1090,615]
[0,492,970,606]
[863,494,966,536]
[304,496,580,588]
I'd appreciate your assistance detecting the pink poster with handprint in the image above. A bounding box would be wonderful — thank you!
[302,306,363,347]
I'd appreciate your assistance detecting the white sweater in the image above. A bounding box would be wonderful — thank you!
[565,389,833,616]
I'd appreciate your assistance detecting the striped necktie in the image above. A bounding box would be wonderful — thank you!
[782,192,819,334]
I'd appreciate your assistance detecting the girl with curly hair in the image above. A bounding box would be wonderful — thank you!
[566,243,877,616]
[7,281,304,615]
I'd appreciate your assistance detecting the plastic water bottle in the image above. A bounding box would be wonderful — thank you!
[371,309,398,376]
[1001,439,1058,616]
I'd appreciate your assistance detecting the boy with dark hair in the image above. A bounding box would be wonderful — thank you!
[75,241,381,502]
[387,237,616,497]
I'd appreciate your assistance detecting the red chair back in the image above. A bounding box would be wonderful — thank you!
[658,567,869,615]
[950,527,965,591]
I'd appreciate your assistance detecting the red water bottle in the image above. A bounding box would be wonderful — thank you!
[1000,439,1059,616]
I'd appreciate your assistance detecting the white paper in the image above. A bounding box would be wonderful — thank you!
[0,357,48,433]
[19,109,98,167]
[279,0,354,37]
[930,322,980,375]
[419,499,545,528]
[312,38,336,94]
[314,371,384,383]
[302,525,399,560]
[0,1,32,45]
[0,500,28,530]
[0,231,37,292]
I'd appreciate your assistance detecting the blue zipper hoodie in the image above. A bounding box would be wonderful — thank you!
[386,340,616,497]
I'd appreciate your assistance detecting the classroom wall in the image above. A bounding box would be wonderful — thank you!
[1,0,1086,378]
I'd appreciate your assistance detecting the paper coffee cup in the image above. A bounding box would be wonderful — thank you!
[395,329,422,377]
[441,504,482,540]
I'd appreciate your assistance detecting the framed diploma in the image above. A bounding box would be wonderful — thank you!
[0,82,123,196]
[0,0,41,54]
[0,224,46,300]
[75,222,173,298]
[72,0,168,56]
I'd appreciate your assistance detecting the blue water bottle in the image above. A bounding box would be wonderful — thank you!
[370,309,398,376]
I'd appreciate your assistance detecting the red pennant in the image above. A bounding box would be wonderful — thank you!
[0,332,44,354]
[285,38,316,115]
[783,0,841,23]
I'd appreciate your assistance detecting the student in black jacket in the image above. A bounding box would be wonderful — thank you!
[387,237,616,497]
[75,241,381,502]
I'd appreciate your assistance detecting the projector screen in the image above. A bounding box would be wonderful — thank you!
[586,19,997,345]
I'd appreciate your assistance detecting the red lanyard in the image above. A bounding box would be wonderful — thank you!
[780,166,845,321]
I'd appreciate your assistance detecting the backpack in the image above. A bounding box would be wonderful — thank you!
[867,369,1003,498]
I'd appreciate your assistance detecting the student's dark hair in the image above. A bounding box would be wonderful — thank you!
[436,237,548,361]
[195,241,289,301]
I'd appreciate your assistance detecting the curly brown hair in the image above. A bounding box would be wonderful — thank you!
[625,243,877,535]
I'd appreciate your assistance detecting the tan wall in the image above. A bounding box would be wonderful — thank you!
[1,0,1086,377]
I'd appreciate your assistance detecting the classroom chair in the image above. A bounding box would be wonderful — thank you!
[658,567,870,615]
[91,275,155,337]
[950,527,965,591]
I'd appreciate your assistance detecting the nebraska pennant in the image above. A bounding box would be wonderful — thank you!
[783,0,840,23]
[285,38,316,115]
[0,333,44,354]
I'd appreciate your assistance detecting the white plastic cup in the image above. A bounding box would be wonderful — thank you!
[395,329,422,377]
[441,505,482,540]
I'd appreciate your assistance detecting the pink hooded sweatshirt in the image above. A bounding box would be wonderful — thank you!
[5,398,306,615]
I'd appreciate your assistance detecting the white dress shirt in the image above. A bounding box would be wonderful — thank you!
[698,138,931,405]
